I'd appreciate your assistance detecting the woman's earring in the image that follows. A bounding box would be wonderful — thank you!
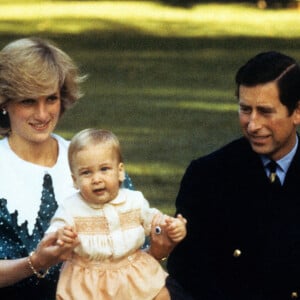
[2,108,7,115]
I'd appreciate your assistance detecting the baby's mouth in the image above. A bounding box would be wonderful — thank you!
[93,188,105,194]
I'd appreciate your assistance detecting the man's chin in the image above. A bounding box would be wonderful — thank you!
[249,143,270,156]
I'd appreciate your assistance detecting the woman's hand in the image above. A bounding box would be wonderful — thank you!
[32,227,79,270]
[0,227,79,287]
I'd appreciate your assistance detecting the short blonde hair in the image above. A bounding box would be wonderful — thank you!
[0,37,86,136]
[68,128,123,174]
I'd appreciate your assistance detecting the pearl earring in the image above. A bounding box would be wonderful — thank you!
[2,108,7,115]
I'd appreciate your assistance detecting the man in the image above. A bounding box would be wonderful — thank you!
[166,51,300,300]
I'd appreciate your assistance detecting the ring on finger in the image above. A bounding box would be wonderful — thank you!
[155,226,162,235]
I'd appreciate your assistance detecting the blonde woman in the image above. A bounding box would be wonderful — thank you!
[0,37,174,300]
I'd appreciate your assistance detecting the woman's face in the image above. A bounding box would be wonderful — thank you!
[5,89,61,145]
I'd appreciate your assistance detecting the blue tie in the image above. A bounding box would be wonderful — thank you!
[267,160,281,186]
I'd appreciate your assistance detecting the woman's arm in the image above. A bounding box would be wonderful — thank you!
[0,257,34,287]
[0,230,78,287]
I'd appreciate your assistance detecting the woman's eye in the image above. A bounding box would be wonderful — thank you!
[20,99,35,105]
[47,95,59,102]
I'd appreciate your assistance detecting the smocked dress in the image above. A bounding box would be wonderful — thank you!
[47,188,167,300]
[0,135,134,300]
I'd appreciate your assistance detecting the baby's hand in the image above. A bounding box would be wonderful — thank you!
[56,226,78,248]
[165,214,187,243]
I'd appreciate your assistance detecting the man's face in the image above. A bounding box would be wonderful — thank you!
[238,81,300,160]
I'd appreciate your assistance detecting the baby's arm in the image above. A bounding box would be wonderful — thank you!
[56,226,78,248]
[165,214,187,243]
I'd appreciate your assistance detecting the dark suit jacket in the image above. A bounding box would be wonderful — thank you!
[167,137,300,300]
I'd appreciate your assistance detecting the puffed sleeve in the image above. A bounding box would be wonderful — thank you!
[136,191,159,236]
[46,203,75,233]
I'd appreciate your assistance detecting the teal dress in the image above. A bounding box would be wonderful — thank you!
[0,173,134,300]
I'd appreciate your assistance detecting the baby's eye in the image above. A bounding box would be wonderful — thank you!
[80,170,91,176]
[101,167,109,172]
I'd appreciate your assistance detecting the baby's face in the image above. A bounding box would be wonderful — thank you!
[72,143,125,206]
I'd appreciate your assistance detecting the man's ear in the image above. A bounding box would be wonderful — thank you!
[293,101,300,125]
[118,162,126,183]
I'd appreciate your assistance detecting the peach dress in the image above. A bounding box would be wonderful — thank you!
[47,188,167,300]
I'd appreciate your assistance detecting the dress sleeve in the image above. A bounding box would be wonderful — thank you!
[46,203,74,233]
[137,192,159,236]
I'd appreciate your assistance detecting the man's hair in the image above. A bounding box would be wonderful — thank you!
[235,51,300,115]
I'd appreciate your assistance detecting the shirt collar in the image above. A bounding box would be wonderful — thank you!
[261,135,298,174]
[109,188,127,205]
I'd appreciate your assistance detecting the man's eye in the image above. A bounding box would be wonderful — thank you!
[239,106,251,113]
[260,109,273,114]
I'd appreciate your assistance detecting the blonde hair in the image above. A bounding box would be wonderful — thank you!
[68,128,123,173]
[0,37,86,136]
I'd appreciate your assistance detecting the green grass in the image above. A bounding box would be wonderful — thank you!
[1,1,300,214]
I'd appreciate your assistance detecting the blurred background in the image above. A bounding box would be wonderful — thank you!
[1,0,300,214]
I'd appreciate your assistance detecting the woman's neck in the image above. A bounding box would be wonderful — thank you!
[8,135,58,167]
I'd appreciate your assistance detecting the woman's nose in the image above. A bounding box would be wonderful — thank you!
[35,102,49,120]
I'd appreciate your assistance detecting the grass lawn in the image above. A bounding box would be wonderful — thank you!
[1,1,300,214]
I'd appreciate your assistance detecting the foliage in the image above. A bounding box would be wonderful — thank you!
[160,0,298,9]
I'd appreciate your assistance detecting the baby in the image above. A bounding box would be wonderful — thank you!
[47,128,187,300]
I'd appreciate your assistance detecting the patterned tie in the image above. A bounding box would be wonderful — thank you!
[266,160,281,186]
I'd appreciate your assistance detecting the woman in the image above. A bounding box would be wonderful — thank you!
[0,37,87,299]
[0,37,173,300]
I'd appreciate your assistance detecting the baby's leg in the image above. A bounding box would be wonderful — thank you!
[154,286,171,300]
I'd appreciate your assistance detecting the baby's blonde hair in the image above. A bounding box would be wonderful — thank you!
[68,128,123,174]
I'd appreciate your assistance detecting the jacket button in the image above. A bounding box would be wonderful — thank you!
[233,249,242,258]
[291,292,298,299]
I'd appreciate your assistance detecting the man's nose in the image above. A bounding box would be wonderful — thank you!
[247,113,262,132]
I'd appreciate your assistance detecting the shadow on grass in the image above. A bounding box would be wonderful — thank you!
[1,31,299,209]
[1,29,300,51]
